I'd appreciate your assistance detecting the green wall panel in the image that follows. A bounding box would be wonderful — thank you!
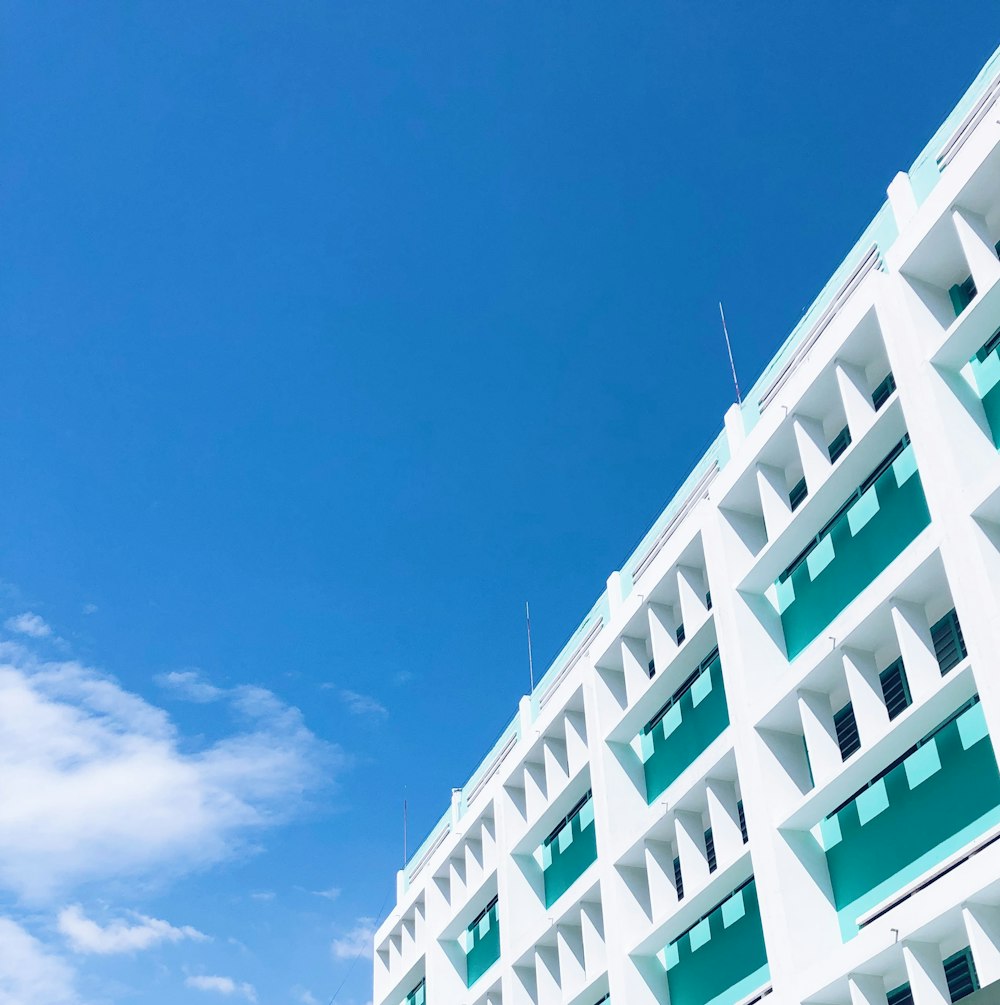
[664,879,770,1005]
[778,443,930,660]
[818,701,1000,939]
[641,653,729,803]
[542,795,598,907]
[466,901,500,987]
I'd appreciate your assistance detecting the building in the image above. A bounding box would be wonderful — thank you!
[373,42,1000,1005]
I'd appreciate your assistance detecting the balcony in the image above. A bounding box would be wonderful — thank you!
[640,649,729,803]
[775,438,931,660]
[465,897,500,987]
[816,697,1000,938]
[541,791,598,908]
[663,878,770,1005]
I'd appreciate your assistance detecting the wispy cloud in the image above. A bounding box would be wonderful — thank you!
[5,612,52,639]
[0,642,341,902]
[186,975,257,1001]
[249,891,274,902]
[0,917,78,1003]
[312,886,341,902]
[57,903,206,954]
[331,917,376,960]
[154,669,224,703]
[81,604,98,616]
[339,690,387,718]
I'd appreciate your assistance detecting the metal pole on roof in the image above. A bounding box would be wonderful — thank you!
[525,601,535,692]
[403,790,408,868]
[719,301,742,405]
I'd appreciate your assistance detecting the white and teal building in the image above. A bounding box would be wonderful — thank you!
[374,43,1000,1005]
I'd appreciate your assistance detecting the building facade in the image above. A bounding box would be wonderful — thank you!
[374,44,1000,1005]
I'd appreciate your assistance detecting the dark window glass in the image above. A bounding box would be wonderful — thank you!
[834,703,861,760]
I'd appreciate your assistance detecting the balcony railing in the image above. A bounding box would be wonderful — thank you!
[816,697,1000,938]
[662,878,770,1005]
[465,897,500,987]
[541,790,597,907]
[639,648,729,803]
[775,438,931,660]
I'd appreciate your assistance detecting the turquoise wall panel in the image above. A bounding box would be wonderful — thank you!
[779,444,930,660]
[665,880,770,1005]
[542,796,598,907]
[820,701,1000,938]
[970,347,1000,448]
[641,654,729,803]
[466,902,500,987]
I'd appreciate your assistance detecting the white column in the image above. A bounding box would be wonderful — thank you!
[835,359,878,441]
[890,599,940,704]
[706,777,744,866]
[793,414,833,490]
[963,901,1000,987]
[843,647,890,747]
[648,602,678,674]
[902,941,951,1005]
[757,462,792,540]
[849,973,890,1005]
[674,809,711,891]
[952,206,1000,294]
[798,688,842,785]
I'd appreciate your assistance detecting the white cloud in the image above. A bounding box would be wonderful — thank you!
[293,990,319,1005]
[312,886,341,901]
[340,690,387,718]
[57,903,206,954]
[331,917,375,960]
[0,917,78,1004]
[249,891,274,902]
[185,975,257,1001]
[0,643,340,902]
[154,669,223,703]
[81,604,98,616]
[4,613,51,639]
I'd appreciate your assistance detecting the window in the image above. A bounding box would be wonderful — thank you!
[834,702,861,760]
[944,947,979,1002]
[676,623,686,646]
[976,325,1000,362]
[706,590,712,611]
[647,658,656,679]
[950,275,978,317]
[705,827,717,872]
[828,425,852,463]
[674,855,684,901]
[789,477,808,511]
[931,608,966,675]
[737,800,748,844]
[872,372,897,411]
[887,983,914,1005]
[405,978,426,1005]
[879,658,912,720]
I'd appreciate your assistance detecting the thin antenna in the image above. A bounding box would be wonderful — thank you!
[719,301,742,405]
[525,601,535,691]
[403,790,408,867]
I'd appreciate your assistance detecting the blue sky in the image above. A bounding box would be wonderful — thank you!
[1,3,998,1003]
